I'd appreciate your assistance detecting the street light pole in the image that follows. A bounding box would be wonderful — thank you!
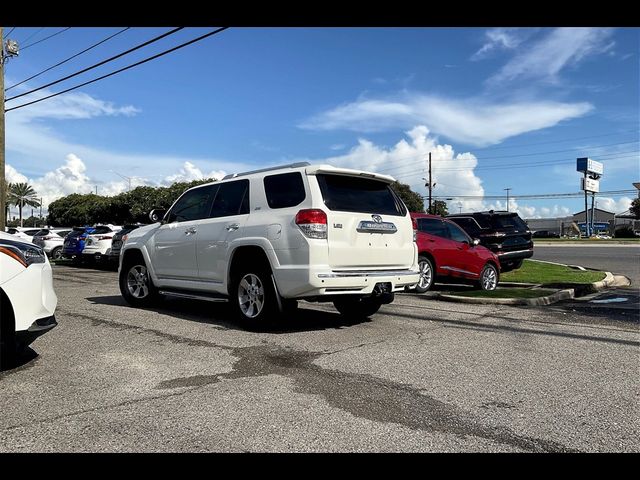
[504,188,512,212]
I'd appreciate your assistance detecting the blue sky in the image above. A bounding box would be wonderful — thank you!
[4,27,639,218]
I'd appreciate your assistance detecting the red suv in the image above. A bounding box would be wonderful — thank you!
[410,213,500,293]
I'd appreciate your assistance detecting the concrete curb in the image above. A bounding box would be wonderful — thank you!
[437,288,575,306]
[436,269,628,306]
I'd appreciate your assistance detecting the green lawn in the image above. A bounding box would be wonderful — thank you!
[453,288,557,299]
[501,259,606,284]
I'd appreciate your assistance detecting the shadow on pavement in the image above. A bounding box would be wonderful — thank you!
[0,347,38,374]
[85,294,370,334]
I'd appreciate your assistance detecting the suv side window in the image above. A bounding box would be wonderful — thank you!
[418,218,449,238]
[446,222,470,243]
[264,172,306,209]
[210,180,250,218]
[166,185,217,223]
[450,217,480,236]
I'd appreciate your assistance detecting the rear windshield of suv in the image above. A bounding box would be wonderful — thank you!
[316,174,406,216]
[488,214,528,230]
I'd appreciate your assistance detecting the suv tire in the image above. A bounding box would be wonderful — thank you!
[333,296,384,319]
[231,265,278,328]
[119,257,159,307]
[414,255,435,293]
[477,263,499,291]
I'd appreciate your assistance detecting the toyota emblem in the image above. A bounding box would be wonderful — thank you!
[371,214,383,223]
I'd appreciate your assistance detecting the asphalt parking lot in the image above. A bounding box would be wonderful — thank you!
[0,264,638,452]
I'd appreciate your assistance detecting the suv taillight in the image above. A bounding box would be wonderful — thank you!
[295,209,327,239]
[411,217,418,242]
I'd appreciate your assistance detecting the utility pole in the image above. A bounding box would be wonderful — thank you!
[1,28,19,230]
[423,153,436,214]
[504,188,512,212]
[111,170,132,191]
[584,171,589,237]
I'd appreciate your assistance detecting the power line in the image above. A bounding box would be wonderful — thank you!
[373,140,639,175]
[19,27,44,44]
[463,128,639,153]
[5,27,230,113]
[21,27,71,51]
[6,27,15,36]
[431,189,637,200]
[384,150,639,178]
[6,27,184,103]
[6,27,131,92]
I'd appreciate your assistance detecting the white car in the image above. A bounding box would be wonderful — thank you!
[82,225,122,262]
[5,227,42,243]
[32,228,72,260]
[0,231,58,368]
[120,162,419,326]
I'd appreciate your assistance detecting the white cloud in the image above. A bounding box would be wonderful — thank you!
[163,161,226,184]
[488,27,615,86]
[6,88,139,121]
[300,94,592,147]
[6,156,231,218]
[471,28,530,60]
[304,126,486,212]
[596,196,633,214]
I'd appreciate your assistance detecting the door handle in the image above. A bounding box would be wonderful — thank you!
[185,227,197,235]
[226,223,240,231]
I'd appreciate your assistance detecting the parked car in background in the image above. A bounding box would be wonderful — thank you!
[0,231,57,369]
[447,211,533,272]
[108,224,144,264]
[410,213,500,293]
[532,230,560,239]
[82,225,122,263]
[5,227,42,243]
[119,162,419,326]
[62,226,96,261]
[32,228,72,260]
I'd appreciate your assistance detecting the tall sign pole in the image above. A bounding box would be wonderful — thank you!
[428,152,432,214]
[577,157,603,238]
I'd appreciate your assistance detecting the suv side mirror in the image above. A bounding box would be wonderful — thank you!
[472,238,480,246]
[149,209,167,223]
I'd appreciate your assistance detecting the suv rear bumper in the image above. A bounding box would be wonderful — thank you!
[274,266,420,298]
[496,248,533,268]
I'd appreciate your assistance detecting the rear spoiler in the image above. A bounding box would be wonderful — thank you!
[305,165,395,184]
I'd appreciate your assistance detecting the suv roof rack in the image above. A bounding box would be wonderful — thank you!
[221,162,311,181]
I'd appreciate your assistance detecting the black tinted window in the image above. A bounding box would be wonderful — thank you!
[210,180,249,218]
[447,222,470,243]
[24,229,40,236]
[34,229,50,236]
[489,214,528,230]
[418,218,448,238]
[57,230,71,237]
[264,172,306,209]
[317,174,404,216]
[92,226,112,234]
[167,185,217,223]
[450,217,480,235]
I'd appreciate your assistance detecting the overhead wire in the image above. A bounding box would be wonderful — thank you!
[5,27,185,103]
[21,27,71,51]
[6,27,131,92]
[5,27,230,113]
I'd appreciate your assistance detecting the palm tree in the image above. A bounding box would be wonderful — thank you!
[8,183,41,227]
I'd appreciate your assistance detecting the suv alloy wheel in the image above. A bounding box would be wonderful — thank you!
[119,258,159,307]
[414,255,434,293]
[478,263,498,291]
[231,264,278,328]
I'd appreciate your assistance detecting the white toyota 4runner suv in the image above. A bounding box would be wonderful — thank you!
[118,163,419,326]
